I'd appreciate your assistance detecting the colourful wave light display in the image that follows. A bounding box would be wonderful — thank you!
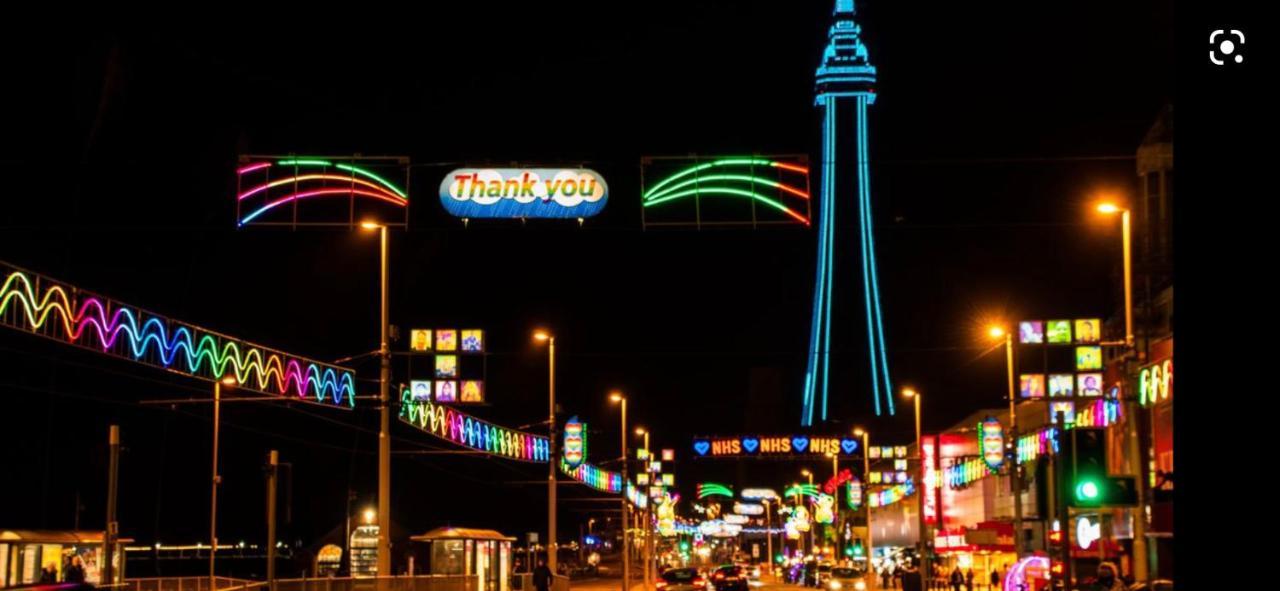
[0,262,356,405]
[400,388,550,462]
[559,457,623,493]
[236,158,409,226]
[642,158,811,226]
[868,478,915,508]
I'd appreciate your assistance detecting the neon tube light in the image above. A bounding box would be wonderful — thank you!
[645,175,809,202]
[237,175,406,202]
[696,483,734,499]
[782,484,821,499]
[1,262,355,405]
[237,162,272,174]
[643,158,809,200]
[274,159,332,167]
[643,188,809,225]
[334,163,409,199]
[559,457,623,493]
[239,188,407,225]
[399,387,549,462]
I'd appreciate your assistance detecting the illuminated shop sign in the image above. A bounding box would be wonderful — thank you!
[692,435,859,457]
[922,435,938,524]
[741,488,780,501]
[823,469,853,494]
[439,168,608,219]
[733,502,765,516]
[1139,359,1173,407]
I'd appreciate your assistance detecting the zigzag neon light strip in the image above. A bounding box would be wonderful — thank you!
[804,0,894,424]
[399,388,549,462]
[642,158,811,225]
[559,457,623,493]
[237,159,408,226]
[696,483,734,499]
[0,262,355,405]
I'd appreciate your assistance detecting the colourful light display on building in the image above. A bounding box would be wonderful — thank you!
[439,168,608,219]
[236,157,409,227]
[868,479,915,508]
[399,388,549,462]
[1139,359,1172,407]
[805,0,893,423]
[1,262,355,405]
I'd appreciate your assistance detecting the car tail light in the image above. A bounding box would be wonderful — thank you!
[693,578,706,586]
[656,582,668,590]
[715,574,725,580]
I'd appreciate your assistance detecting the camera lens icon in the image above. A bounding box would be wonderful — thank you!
[1210,29,1245,65]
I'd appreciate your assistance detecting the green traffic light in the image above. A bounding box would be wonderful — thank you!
[1075,480,1100,501]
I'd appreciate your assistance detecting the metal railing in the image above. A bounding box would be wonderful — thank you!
[109,577,259,591]
[219,575,477,591]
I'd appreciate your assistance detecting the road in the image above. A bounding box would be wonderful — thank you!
[570,578,804,591]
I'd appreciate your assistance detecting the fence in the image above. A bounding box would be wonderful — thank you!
[230,575,477,591]
[112,577,259,591]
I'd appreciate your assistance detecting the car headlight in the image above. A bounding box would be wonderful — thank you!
[854,582,866,591]
[828,582,841,590]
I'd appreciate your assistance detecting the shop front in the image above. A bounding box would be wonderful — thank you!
[932,523,1017,585]
[1,530,129,588]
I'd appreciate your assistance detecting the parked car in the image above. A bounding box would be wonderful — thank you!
[711,564,748,591]
[658,567,709,591]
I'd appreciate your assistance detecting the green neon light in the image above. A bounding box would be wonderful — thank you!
[697,483,734,499]
[644,175,805,203]
[335,163,409,199]
[642,187,808,223]
[277,159,332,167]
[643,158,778,200]
[783,484,821,499]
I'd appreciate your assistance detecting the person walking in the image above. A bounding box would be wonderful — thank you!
[532,559,553,591]
[964,568,974,591]
[63,556,86,584]
[881,567,892,589]
[949,567,963,591]
[988,568,1000,591]
[1094,562,1127,591]
[900,563,923,591]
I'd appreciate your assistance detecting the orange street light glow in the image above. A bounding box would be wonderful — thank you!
[533,330,551,342]
[634,427,647,436]
[988,326,1006,339]
[359,220,382,230]
[610,392,624,403]
[220,376,238,386]
[1096,203,1121,214]
[902,388,918,399]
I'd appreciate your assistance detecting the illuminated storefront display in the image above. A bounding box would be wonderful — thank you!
[563,416,587,468]
[0,262,355,405]
[439,168,608,219]
[399,388,549,462]
[691,434,859,457]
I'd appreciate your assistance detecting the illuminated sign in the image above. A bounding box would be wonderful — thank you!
[409,328,485,403]
[868,479,915,508]
[741,488,780,501]
[1075,346,1102,370]
[945,457,994,489]
[691,435,859,457]
[1019,374,1045,399]
[724,514,750,525]
[922,435,938,524]
[1139,359,1173,407]
[823,469,853,494]
[980,417,1005,470]
[845,477,862,510]
[1075,516,1101,550]
[399,387,549,462]
[1018,321,1044,344]
[236,156,409,228]
[662,473,675,486]
[813,494,835,524]
[439,168,608,219]
[1074,319,1101,343]
[563,416,587,468]
[733,502,765,516]
[662,449,675,462]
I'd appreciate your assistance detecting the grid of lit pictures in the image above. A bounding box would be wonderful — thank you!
[407,328,486,404]
[1050,401,1076,424]
[1075,346,1102,370]
[1019,374,1046,399]
[1019,321,1044,344]
[1074,319,1101,343]
[1076,373,1103,397]
[1048,374,1074,397]
[1045,320,1072,344]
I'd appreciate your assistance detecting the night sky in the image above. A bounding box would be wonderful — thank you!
[0,0,1172,572]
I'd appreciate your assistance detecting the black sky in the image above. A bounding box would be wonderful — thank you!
[0,0,1172,572]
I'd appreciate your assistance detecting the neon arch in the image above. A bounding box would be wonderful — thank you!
[642,158,811,225]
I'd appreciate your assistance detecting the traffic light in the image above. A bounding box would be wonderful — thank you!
[1058,427,1137,507]
[679,541,690,553]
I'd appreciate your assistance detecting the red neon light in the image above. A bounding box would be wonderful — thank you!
[242,189,407,224]
[238,174,407,202]
[776,183,811,200]
[238,162,272,174]
[772,162,810,174]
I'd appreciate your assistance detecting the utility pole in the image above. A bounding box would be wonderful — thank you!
[1006,333,1025,559]
[376,224,392,580]
[267,450,279,591]
[102,425,120,588]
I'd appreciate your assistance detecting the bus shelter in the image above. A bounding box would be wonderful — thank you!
[1,530,130,587]
[410,527,514,591]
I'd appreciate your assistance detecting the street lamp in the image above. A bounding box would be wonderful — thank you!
[610,392,630,591]
[534,330,557,572]
[902,388,930,584]
[634,427,653,591]
[210,375,236,588]
[988,325,1024,558]
[359,221,392,578]
[1096,200,1149,582]
[853,428,873,587]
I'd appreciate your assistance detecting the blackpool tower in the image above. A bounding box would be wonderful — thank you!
[802,0,894,424]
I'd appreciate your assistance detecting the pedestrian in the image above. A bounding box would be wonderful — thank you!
[532,559,553,591]
[881,567,891,589]
[965,568,974,591]
[989,568,1000,591]
[64,555,86,584]
[1094,562,1126,591]
[949,567,963,591]
[900,563,923,591]
[39,564,57,584]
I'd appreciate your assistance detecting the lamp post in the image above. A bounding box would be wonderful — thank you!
[902,389,929,588]
[611,392,630,591]
[825,452,839,559]
[1097,201,1149,582]
[636,427,652,591]
[853,428,873,589]
[801,469,815,556]
[359,221,393,578]
[534,331,557,572]
[988,326,1024,560]
[210,376,236,589]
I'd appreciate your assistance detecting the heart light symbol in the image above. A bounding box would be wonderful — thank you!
[792,437,809,453]
[694,440,711,456]
[742,438,760,453]
[841,439,859,454]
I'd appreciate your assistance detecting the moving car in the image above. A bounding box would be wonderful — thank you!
[711,565,748,591]
[657,567,709,591]
[826,567,868,591]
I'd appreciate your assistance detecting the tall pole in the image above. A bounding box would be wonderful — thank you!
[376,225,392,579]
[211,380,222,590]
[620,398,630,591]
[103,425,120,588]
[1119,209,1149,582]
[1005,334,1024,559]
[547,336,558,573]
[642,432,652,591]
[267,450,279,591]
[860,432,873,589]
[830,454,839,560]
[912,394,929,589]
[764,501,773,580]
[805,472,814,557]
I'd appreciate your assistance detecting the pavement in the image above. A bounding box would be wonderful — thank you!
[569,578,802,591]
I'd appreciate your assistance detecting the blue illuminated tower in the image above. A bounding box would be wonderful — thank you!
[802,0,893,424]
